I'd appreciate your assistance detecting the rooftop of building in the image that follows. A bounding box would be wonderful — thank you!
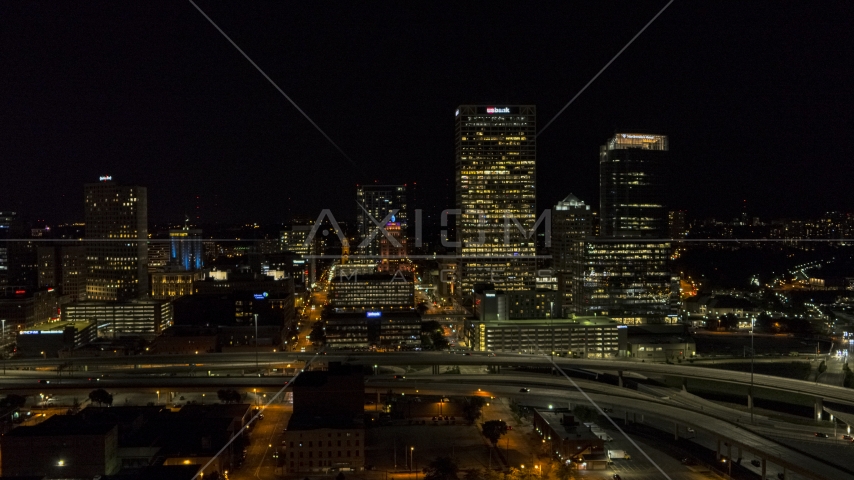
[4,414,116,437]
[324,310,420,320]
[21,319,95,333]
[0,286,58,300]
[627,335,695,345]
[478,315,621,327]
[555,193,590,210]
[330,273,413,283]
[286,412,365,431]
[534,409,601,442]
[177,403,251,420]
[292,364,365,388]
[65,299,167,307]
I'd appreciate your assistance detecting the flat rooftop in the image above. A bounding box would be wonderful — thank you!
[21,319,94,333]
[480,316,620,327]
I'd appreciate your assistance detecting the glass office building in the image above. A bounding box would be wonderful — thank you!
[571,240,678,325]
[356,185,407,257]
[599,133,668,238]
[571,133,678,324]
[455,105,537,293]
[551,194,594,312]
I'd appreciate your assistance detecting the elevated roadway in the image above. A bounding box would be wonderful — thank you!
[3,352,853,410]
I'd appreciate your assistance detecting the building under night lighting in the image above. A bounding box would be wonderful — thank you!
[455,105,537,293]
[84,178,148,301]
[571,133,677,324]
[169,224,203,271]
[356,184,407,257]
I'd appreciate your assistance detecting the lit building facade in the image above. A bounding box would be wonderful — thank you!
[567,133,677,325]
[84,178,148,301]
[62,299,172,339]
[0,211,14,288]
[474,288,558,320]
[356,185,407,257]
[170,225,204,271]
[151,270,205,301]
[466,316,626,357]
[146,240,169,273]
[0,212,37,289]
[599,133,668,238]
[281,225,313,256]
[455,105,537,293]
[571,240,678,325]
[324,311,421,350]
[37,245,87,302]
[327,273,414,311]
[551,194,594,313]
[377,221,407,273]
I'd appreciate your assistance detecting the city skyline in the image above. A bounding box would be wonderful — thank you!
[3,2,854,224]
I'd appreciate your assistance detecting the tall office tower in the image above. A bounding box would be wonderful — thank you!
[456,105,537,293]
[550,194,593,314]
[37,245,87,301]
[600,133,668,238]
[573,133,677,325]
[84,177,149,301]
[0,212,37,289]
[169,223,203,271]
[356,185,407,257]
[0,212,15,288]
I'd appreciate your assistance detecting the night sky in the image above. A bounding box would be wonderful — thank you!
[3,1,853,226]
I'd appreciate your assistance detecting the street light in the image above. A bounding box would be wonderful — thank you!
[410,447,414,473]
[156,391,160,405]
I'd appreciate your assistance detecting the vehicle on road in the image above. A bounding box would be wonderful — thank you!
[687,427,695,433]
[519,388,530,393]
[613,475,622,480]
[751,459,761,467]
[843,434,853,441]
[814,432,828,438]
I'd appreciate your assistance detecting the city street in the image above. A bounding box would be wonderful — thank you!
[233,402,291,480]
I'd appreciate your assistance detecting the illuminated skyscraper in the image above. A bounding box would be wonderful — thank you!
[572,133,677,324]
[356,185,407,257]
[455,105,537,292]
[0,212,14,288]
[169,223,203,271]
[551,194,593,313]
[600,133,668,238]
[84,177,148,301]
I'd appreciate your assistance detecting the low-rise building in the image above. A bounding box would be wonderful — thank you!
[466,316,627,357]
[474,288,559,320]
[16,320,97,357]
[532,409,605,467]
[0,287,62,333]
[324,311,421,350]
[0,414,121,477]
[283,364,365,475]
[151,269,206,301]
[627,335,696,361]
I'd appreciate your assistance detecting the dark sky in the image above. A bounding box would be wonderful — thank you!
[3,1,854,226]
